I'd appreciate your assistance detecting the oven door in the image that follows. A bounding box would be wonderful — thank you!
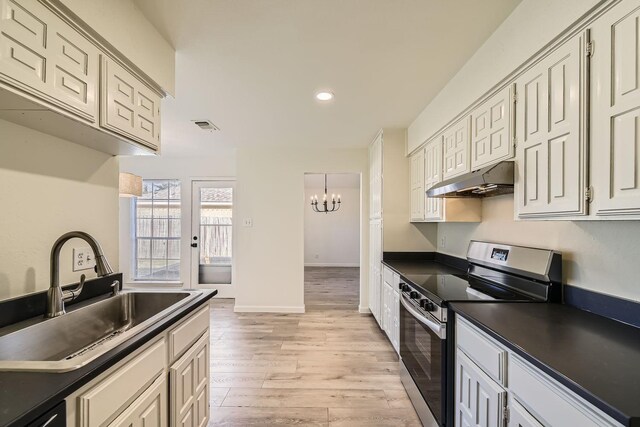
[400,293,446,426]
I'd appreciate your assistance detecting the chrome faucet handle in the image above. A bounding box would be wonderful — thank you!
[111,280,121,297]
[63,274,86,302]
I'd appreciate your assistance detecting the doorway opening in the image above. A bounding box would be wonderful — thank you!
[190,179,235,297]
[303,173,361,311]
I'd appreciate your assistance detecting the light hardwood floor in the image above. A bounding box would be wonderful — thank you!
[208,267,421,426]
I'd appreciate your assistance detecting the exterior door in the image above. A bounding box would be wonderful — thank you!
[191,180,235,296]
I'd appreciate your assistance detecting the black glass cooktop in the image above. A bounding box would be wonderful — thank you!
[401,273,534,305]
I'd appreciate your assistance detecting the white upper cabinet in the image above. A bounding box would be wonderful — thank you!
[591,0,640,217]
[424,136,443,220]
[443,116,471,179]
[101,56,161,150]
[515,32,589,219]
[410,149,425,222]
[0,0,99,121]
[370,131,383,219]
[471,85,515,170]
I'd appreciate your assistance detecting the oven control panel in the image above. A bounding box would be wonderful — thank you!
[401,283,446,322]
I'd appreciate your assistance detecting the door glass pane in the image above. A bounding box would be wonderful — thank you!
[197,186,233,284]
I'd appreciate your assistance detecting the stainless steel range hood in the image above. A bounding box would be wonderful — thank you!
[426,161,514,198]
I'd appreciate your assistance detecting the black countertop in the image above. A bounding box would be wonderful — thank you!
[0,289,217,427]
[450,302,640,427]
[382,258,466,277]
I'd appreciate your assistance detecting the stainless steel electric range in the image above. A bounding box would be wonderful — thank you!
[399,241,562,427]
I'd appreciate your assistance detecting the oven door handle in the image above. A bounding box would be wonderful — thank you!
[400,294,446,339]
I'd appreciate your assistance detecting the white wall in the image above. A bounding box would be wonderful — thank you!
[407,0,602,153]
[304,185,360,267]
[0,119,119,300]
[438,197,640,301]
[234,147,369,313]
[118,152,236,292]
[60,0,176,96]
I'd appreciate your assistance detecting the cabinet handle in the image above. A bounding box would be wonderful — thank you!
[41,414,58,427]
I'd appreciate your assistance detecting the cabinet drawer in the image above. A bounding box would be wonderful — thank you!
[456,317,506,385]
[383,266,393,285]
[169,306,210,363]
[509,355,621,427]
[77,338,166,427]
[108,374,167,427]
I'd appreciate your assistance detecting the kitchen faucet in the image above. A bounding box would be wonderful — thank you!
[46,231,114,318]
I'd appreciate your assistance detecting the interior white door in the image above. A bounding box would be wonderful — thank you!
[191,180,235,296]
[515,32,588,218]
[591,0,640,217]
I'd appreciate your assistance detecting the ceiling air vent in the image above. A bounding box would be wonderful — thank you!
[192,120,220,131]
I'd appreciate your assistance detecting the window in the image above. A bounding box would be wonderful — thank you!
[199,187,232,266]
[134,180,181,281]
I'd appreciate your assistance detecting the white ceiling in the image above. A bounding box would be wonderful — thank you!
[305,173,360,189]
[134,0,521,156]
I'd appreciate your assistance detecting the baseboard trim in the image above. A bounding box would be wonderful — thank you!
[304,263,360,267]
[359,305,371,314]
[234,305,306,313]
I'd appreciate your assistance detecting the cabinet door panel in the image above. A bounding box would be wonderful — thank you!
[49,25,99,121]
[425,138,443,220]
[170,332,210,427]
[410,150,425,221]
[108,375,168,427]
[101,56,160,149]
[592,1,640,216]
[0,0,48,90]
[471,86,514,169]
[456,350,506,427]
[508,398,543,427]
[516,33,587,218]
[443,116,471,179]
[0,0,98,121]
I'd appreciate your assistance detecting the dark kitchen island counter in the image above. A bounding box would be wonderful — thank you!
[450,302,640,427]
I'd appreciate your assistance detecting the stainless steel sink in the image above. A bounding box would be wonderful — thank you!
[0,290,201,372]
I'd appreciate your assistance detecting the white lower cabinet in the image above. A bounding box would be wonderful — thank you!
[381,267,400,354]
[508,398,543,427]
[456,350,506,427]
[66,305,211,427]
[456,317,623,427]
[170,333,210,427]
[108,375,168,427]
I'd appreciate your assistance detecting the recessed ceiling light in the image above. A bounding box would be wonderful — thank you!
[315,91,334,101]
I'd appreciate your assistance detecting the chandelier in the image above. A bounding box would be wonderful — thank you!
[310,174,341,213]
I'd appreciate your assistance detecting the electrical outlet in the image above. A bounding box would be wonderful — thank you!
[440,236,446,249]
[243,218,253,227]
[73,247,95,272]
